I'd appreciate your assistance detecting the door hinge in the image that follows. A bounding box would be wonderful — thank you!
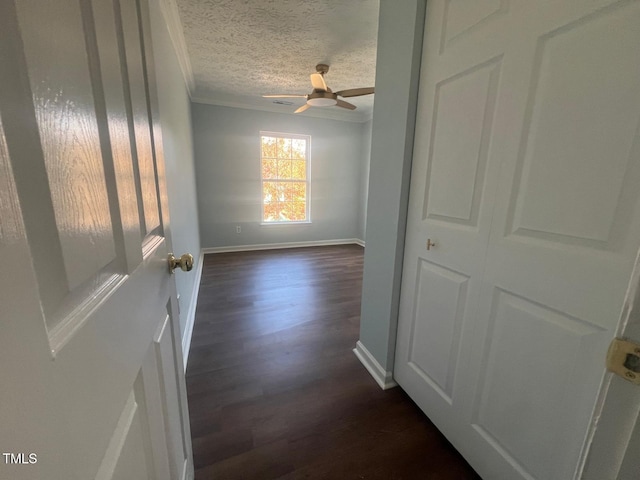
[606,338,640,385]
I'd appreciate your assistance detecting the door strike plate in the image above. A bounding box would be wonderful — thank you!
[606,338,640,385]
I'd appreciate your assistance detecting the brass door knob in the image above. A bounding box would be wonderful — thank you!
[426,239,436,250]
[168,253,194,273]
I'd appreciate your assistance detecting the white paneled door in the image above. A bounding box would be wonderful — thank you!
[395,1,640,479]
[0,1,193,479]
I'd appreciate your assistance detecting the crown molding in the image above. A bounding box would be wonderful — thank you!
[157,0,195,95]
[191,93,373,124]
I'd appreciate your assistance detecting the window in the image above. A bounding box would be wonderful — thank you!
[260,132,310,223]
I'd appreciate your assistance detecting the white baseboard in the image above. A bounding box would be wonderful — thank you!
[182,250,203,372]
[180,458,187,480]
[353,341,397,390]
[202,238,364,254]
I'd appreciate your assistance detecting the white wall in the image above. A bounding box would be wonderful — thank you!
[149,0,201,337]
[358,0,426,373]
[192,103,370,248]
[358,119,373,241]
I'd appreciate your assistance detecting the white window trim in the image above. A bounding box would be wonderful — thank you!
[259,131,311,225]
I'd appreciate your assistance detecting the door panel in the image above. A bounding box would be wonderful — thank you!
[408,260,469,402]
[16,0,117,291]
[396,1,640,479]
[0,0,193,479]
[154,312,189,480]
[440,0,508,53]
[423,57,500,226]
[117,0,161,238]
[6,0,130,352]
[507,6,640,246]
[471,289,605,480]
[95,391,150,480]
[91,0,144,271]
[137,344,172,480]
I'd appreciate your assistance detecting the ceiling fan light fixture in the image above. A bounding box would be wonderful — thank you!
[307,97,337,107]
[307,91,338,107]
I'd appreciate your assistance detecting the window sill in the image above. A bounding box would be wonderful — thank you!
[260,221,312,226]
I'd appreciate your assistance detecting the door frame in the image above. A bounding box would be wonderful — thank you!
[580,247,640,478]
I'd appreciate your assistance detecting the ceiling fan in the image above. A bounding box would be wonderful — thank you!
[263,64,374,113]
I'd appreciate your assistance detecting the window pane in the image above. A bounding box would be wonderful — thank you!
[276,137,291,159]
[262,158,277,179]
[291,202,306,221]
[262,136,277,158]
[263,201,280,222]
[292,139,306,160]
[291,160,306,179]
[284,183,294,202]
[277,159,292,179]
[291,182,306,202]
[277,202,304,222]
[263,181,278,204]
[277,202,290,221]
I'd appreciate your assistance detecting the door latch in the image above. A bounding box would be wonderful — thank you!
[606,338,640,385]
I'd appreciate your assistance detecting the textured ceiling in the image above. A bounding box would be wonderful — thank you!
[175,0,379,120]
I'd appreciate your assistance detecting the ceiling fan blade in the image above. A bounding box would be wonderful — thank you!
[310,73,328,92]
[335,87,375,98]
[335,99,356,110]
[294,104,311,114]
[262,94,307,98]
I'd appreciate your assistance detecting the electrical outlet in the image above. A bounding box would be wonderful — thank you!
[236,225,241,234]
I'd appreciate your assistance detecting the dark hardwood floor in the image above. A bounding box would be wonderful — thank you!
[186,245,480,480]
